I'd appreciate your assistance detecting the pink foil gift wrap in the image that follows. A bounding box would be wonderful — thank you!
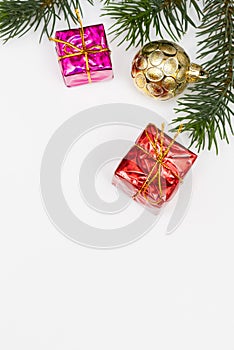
[112,123,197,214]
[52,23,113,87]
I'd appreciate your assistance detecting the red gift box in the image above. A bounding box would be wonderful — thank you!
[112,123,197,213]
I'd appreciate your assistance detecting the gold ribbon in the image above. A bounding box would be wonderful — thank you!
[50,9,110,83]
[132,123,183,205]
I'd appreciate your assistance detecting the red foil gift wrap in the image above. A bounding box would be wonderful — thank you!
[112,123,197,214]
[50,11,113,87]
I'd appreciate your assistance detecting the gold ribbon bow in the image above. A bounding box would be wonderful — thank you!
[50,9,110,83]
[133,123,183,205]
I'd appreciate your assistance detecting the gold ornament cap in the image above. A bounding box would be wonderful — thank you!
[186,63,209,83]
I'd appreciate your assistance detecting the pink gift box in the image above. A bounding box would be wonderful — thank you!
[53,24,113,87]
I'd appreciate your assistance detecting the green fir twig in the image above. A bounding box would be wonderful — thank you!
[101,0,202,49]
[171,0,234,153]
[0,0,93,42]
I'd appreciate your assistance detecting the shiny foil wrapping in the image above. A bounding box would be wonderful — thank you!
[54,24,113,87]
[113,124,197,213]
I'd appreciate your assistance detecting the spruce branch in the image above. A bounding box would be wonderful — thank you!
[171,0,234,153]
[101,0,202,49]
[0,0,233,153]
[0,0,93,42]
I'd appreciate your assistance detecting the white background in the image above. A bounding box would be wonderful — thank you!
[1,1,234,349]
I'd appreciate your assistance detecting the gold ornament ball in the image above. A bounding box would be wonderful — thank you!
[131,40,209,100]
